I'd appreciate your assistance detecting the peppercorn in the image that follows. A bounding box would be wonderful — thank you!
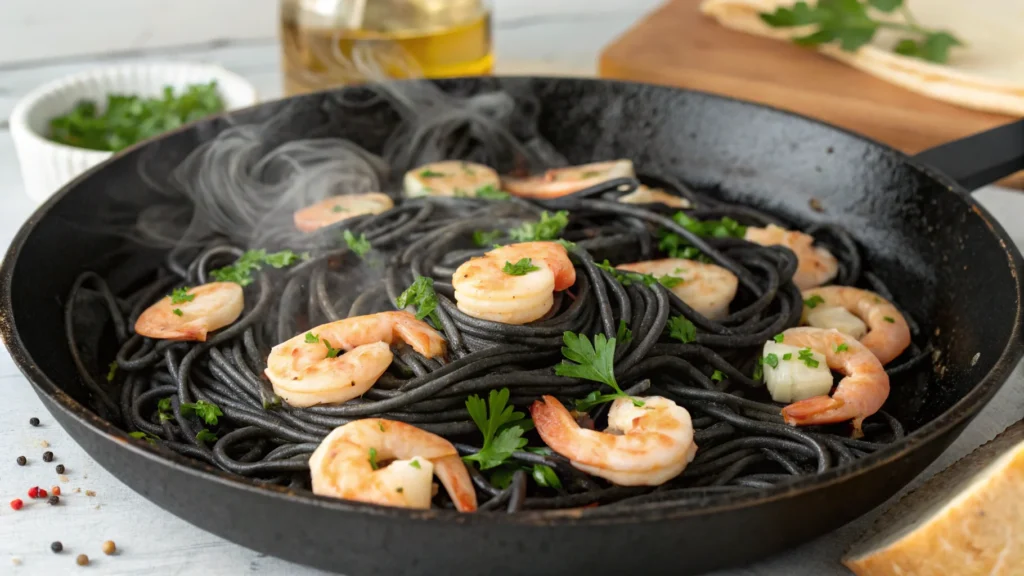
[29,417,40,426]
[76,554,89,566]
[38,488,48,498]
[51,486,61,496]
[48,495,59,505]
[10,499,23,511]
[28,486,39,498]
[51,541,63,553]
[101,540,116,555]
[43,451,54,462]
[16,456,27,466]
[55,464,65,474]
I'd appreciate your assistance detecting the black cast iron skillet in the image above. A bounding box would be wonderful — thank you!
[2,77,1024,576]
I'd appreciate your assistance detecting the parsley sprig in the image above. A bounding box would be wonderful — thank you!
[463,389,534,470]
[503,258,541,276]
[804,295,825,309]
[210,249,300,286]
[760,0,962,63]
[668,316,697,343]
[305,333,342,359]
[395,276,441,327]
[170,287,195,304]
[474,185,510,199]
[508,211,570,242]
[180,400,223,425]
[554,332,642,411]
[106,361,118,383]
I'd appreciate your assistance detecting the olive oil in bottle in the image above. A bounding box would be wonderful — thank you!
[280,0,493,96]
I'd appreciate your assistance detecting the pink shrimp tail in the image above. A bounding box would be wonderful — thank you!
[530,395,578,453]
[782,396,846,426]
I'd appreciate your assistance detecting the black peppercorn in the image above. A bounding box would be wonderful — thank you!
[48,495,60,505]
[50,541,63,553]
[16,456,27,466]
[55,464,65,474]
[29,417,40,426]
[42,451,54,462]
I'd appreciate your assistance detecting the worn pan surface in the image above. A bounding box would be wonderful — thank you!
[2,77,1024,575]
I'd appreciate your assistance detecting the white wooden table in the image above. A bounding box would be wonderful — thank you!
[1,2,1023,574]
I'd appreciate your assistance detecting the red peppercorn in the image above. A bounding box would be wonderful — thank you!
[51,486,61,496]
[10,499,24,510]
[37,488,47,498]
[27,486,39,498]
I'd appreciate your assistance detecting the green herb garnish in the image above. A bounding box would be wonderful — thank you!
[419,169,445,178]
[753,356,765,381]
[369,447,380,470]
[658,213,745,260]
[473,230,502,247]
[556,332,641,410]
[804,295,825,309]
[711,370,725,382]
[783,353,793,360]
[474,184,510,199]
[835,343,849,353]
[129,431,158,445]
[798,348,820,368]
[410,459,421,469]
[196,429,218,444]
[616,320,633,346]
[668,316,697,344]
[106,361,118,383]
[759,0,962,64]
[210,249,300,286]
[396,276,441,326]
[884,316,895,323]
[463,388,533,470]
[508,210,570,242]
[170,287,195,304]
[765,353,780,368]
[343,230,371,258]
[595,260,682,289]
[180,400,223,426]
[532,464,562,489]
[48,82,225,152]
[332,205,347,213]
[503,258,541,276]
[322,338,342,359]
[157,397,174,422]
[774,333,785,343]
[172,308,183,317]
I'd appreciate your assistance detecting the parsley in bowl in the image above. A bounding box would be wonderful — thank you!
[48,82,225,152]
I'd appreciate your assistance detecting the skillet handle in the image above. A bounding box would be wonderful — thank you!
[912,119,1024,192]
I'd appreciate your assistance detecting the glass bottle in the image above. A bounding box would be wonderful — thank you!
[280,0,493,96]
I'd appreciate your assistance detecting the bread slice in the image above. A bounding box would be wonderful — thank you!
[843,421,1024,575]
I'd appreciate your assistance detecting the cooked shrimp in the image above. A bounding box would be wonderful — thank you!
[135,282,244,342]
[452,241,576,325]
[293,192,394,233]
[503,160,635,199]
[265,311,446,408]
[777,327,889,435]
[531,395,697,486]
[403,161,501,198]
[802,286,911,365]
[618,185,691,209]
[617,258,738,320]
[744,224,838,289]
[309,419,477,512]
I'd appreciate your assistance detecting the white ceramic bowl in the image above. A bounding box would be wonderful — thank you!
[9,62,259,204]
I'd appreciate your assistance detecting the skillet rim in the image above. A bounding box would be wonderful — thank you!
[1,75,1022,527]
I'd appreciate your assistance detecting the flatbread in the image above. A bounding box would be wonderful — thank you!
[700,0,1024,116]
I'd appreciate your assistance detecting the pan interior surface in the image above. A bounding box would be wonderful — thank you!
[2,77,1021,575]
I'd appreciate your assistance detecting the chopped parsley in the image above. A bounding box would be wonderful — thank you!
[668,316,697,343]
[410,459,421,470]
[210,249,300,286]
[305,333,320,344]
[765,353,779,368]
[157,397,174,421]
[774,333,785,343]
[595,260,682,289]
[106,361,118,383]
[473,229,502,247]
[196,429,218,444]
[419,169,445,178]
[711,370,725,382]
[378,421,386,432]
[172,308,184,317]
[369,447,380,470]
[508,210,569,242]
[474,184,509,199]
[783,353,793,360]
[180,400,223,425]
[884,316,895,323]
[129,431,158,445]
[658,212,745,260]
[753,356,764,381]
[305,333,341,358]
[343,230,371,258]
[616,319,633,346]
[395,276,441,326]
[555,238,577,251]
[835,343,849,353]
[798,348,820,368]
[555,332,641,410]
[804,294,825,309]
[170,287,195,304]
[331,205,347,213]
[503,258,541,276]
[463,388,533,470]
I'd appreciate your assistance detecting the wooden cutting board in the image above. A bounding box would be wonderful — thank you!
[598,0,1023,187]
